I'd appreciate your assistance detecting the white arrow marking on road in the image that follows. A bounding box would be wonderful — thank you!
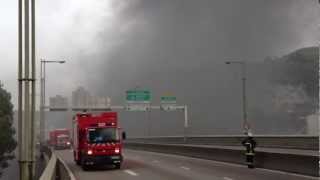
[124,170,139,176]
[180,166,190,170]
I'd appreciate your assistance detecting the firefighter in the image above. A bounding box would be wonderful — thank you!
[242,132,256,168]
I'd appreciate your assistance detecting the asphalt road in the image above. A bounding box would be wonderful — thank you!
[0,150,45,180]
[0,159,19,180]
[56,149,317,180]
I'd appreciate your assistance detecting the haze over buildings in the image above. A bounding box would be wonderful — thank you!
[72,86,110,108]
[49,95,68,108]
[0,0,318,136]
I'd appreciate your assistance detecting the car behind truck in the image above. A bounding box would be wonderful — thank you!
[73,112,126,170]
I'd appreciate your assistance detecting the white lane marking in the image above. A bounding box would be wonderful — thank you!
[223,177,233,180]
[152,160,159,163]
[127,150,318,180]
[180,166,190,170]
[124,170,139,176]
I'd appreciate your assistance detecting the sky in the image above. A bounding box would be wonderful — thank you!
[1,0,119,107]
[0,0,318,106]
[0,0,319,134]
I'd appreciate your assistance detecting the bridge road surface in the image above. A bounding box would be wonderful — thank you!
[1,159,19,180]
[56,149,317,180]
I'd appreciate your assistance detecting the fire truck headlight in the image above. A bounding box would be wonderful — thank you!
[115,148,120,154]
[87,150,93,155]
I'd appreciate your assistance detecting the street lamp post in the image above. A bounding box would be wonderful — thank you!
[225,61,250,134]
[40,60,66,145]
[18,0,36,179]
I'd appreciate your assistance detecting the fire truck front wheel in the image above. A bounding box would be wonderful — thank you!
[80,155,90,170]
[114,163,121,169]
[81,160,90,171]
[76,159,81,165]
[74,152,81,165]
[81,164,90,171]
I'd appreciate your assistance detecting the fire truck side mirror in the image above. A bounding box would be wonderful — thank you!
[122,132,127,140]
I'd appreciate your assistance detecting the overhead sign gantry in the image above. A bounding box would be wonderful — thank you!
[45,89,189,142]
[126,89,151,111]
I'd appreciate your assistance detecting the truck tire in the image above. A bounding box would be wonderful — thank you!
[82,164,90,171]
[81,160,89,171]
[74,152,81,165]
[114,163,121,169]
[80,155,90,170]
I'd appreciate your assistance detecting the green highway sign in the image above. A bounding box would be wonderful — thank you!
[161,96,177,104]
[126,89,151,111]
[160,95,177,111]
[126,90,151,102]
[161,96,176,101]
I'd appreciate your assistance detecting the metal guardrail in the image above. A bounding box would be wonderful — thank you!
[126,135,319,150]
[39,146,76,180]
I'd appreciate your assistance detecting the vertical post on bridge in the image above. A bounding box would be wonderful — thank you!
[31,0,36,176]
[18,0,23,177]
[68,107,74,144]
[183,105,188,143]
[18,0,36,179]
[24,0,31,177]
[40,61,44,145]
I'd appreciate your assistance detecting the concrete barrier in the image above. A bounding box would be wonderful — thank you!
[39,152,57,180]
[56,156,77,180]
[40,146,76,180]
[126,135,319,150]
[125,142,319,177]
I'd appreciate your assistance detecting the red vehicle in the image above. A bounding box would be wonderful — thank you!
[72,112,126,170]
[49,129,71,150]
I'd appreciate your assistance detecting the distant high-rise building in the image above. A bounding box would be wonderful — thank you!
[49,95,68,108]
[95,97,110,107]
[72,87,90,107]
[72,86,110,108]
[88,95,98,107]
[87,95,110,107]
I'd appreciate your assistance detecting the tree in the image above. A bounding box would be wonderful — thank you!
[0,82,17,177]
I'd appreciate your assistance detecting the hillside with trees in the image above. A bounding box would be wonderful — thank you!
[254,46,319,134]
[271,47,318,114]
[0,82,17,177]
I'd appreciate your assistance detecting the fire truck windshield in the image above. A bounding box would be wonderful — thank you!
[57,136,69,142]
[88,128,119,143]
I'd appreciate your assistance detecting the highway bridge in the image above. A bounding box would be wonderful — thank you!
[31,135,318,180]
[55,149,317,180]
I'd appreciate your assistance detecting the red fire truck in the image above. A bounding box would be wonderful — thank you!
[49,129,71,150]
[72,112,126,170]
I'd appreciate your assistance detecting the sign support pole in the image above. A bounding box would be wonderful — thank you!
[183,105,188,143]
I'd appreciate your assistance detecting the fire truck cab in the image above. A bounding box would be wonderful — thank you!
[49,129,71,150]
[73,112,125,170]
